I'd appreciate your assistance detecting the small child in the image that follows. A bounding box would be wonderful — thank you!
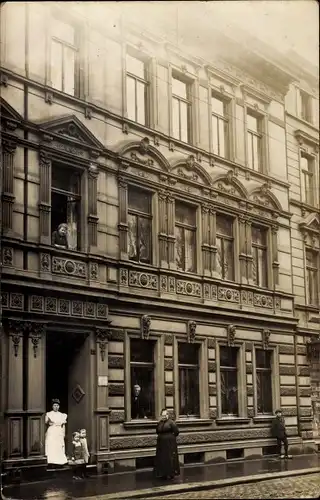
[79,429,90,478]
[71,431,85,479]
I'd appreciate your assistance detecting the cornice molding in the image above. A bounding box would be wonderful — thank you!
[294,129,319,149]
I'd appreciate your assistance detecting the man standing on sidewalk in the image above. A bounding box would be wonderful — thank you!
[271,409,292,459]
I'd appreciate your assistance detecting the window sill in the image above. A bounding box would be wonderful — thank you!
[176,418,212,426]
[216,417,250,425]
[253,415,274,423]
[123,419,158,429]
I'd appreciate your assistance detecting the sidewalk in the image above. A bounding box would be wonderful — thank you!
[3,454,320,500]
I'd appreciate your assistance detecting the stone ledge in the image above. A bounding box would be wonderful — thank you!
[216,417,251,425]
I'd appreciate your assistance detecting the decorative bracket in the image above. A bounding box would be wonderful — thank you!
[227,324,236,347]
[140,315,151,340]
[187,320,197,343]
[96,327,112,362]
[8,320,25,357]
[262,329,271,350]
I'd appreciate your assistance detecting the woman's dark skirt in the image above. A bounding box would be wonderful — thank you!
[154,433,180,479]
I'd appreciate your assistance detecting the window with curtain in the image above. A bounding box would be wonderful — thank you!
[216,214,234,280]
[247,112,262,172]
[51,18,78,95]
[128,187,152,264]
[172,76,192,143]
[211,94,229,158]
[126,54,148,126]
[252,226,268,288]
[306,249,319,307]
[178,343,200,416]
[256,349,273,413]
[301,154,315,206]
[175,201,197,272]
[220,346,239,415]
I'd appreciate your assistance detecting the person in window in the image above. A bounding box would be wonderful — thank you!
[271,409,292,459]
[52,223,69,249]
[131,383,148,419]
[228,386,238,415]
[154,408,180,480]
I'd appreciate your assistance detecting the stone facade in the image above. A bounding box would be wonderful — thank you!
[0,3,319,475]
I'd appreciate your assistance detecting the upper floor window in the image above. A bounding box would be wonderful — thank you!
[51,18,78,96]
[51,164,81,251]
[306,249,319,307]
[301,153,315,206]
[247,112,262,172]
[255,349,273,414]
[128,187,152,264]
[178,343,200,417]
[211,94,228,158]
[126,54,148,126]
[175,202,196,272]
[172,76,192,143]
[220,346,239,416]
[216,214,234,281]
[252,226,268,288]
[298,89,313,123]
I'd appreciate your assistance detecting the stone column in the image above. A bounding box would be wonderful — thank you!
[202,204,210,275]
[38,150,52,245]
[158,190,168,268]
[210,208,217,276]
[238,215,248,283]
[1,139,16,234]
[246,219,253,284]
[88,164,99,251]
[271,225,279,288]
[26,323,46,458]
[95,328,111,460]
[167,194,175,269]
[118,177,128,260]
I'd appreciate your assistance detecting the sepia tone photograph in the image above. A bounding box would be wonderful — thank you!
[0,1,319,499]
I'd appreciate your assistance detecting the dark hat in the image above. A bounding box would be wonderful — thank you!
[275,409,282,414]
[52,398,60,405]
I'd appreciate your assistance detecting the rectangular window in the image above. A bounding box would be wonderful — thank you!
[256,349,273,413]
[247,112,262,172]
[175,202,197,272]
[130,338,155,419]
[220,346,239,416]
[128,187,152,264]
[172,75,192,143]
[299,90,312,123]
[301,154,315,206]
[126,54,148,125]
[252,226,268,288]
[51,18,78,95]
[216,214,234,280]
[211,94,228,157]
[306,249,319,307]
[51,165,81,250]
[178,343,200,416]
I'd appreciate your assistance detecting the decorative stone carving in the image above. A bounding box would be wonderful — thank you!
[27,323,46,358]
[2,247,13,266]
[154,135,160,146]
[122,122,129,134]
[44,91,53,104]
[0,72,9,86]
[10,293,24,310]
[218,287,240,303]
[176,280,201,297]
[262,329,271,350]
[8,320,24,357]
[96,328,112,362]
[187,320,197,343]
[52,257,87,278]
[85,107,92,119]
[120,268,129,286]
[177,167,198,182]
[128,271,158,290]
[227,324,236,346]
[253,294,273,309]
[141,315,151,340]
[89,262,98,281]
[186,155,196,168]
[130,152,154,167]
[139,137,150,154]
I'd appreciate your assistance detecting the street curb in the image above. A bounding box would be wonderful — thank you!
[79,467,320,500]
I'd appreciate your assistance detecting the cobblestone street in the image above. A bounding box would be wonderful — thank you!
[145,473,320,499]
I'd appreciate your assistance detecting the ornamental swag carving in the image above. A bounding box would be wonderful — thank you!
[262,329,271,350]
[187,320,197,343]
[227,324,236,346]
[141,315,151,340]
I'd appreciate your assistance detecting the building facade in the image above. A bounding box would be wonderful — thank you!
[0,2,319,477]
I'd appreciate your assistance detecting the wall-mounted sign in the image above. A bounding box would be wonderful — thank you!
[98,376,108,387]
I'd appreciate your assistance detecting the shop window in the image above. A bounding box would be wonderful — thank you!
[211,94,229,158]
[128,187,152,264]
[216,214,234,281]
[306,249,319,307]
[175,201,197,273]
[126,54,149,126]
[172,75,192,143]
[51,164,81,250]
[50,17,79,96]
[247,111,262,172]
[301,153,316,206]
[178,343,200,417]
[130,338,155,419]
[220,346,239,416]
[256,349,273,414]
[252,226,268,288]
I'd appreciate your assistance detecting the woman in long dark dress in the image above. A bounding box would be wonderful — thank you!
[154,409,180,479]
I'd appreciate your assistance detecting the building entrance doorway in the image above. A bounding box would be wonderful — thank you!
[45,329,91,458]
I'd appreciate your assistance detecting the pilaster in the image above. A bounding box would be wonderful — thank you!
[38,150,51,245]
[88,164,99,252]
[1,139,16,234]
[118,177,128,260]
[158,190,168,268]
[167,194,175,269]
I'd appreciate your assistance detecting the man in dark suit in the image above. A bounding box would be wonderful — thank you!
[131,384,148,419]
[271,409,292,459]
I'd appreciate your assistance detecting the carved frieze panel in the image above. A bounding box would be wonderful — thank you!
[52,257,88,278]
[241,291,254,306]
[25,294,108,320]
[176,280,202,297]
[218,287,240,303]
[253,294,273,309]
[2,247,13,266]
[128,271,158,290]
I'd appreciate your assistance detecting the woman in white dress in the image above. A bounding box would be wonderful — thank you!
[45,399,68,466]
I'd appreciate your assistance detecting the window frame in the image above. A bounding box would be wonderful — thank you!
[253,345,280,420]
[300,152,316,206]
[127,185,153,265]
[125,52,150,126]
[211,91,230,158]
[177,342,200,418]
[298,89,313,123]
[174,200,197,273]
[254,348,273,415]
[305,248,319,307]
[215,213,235,281]
[171,72,193,144]
[251,225,268,288]
[246,109,263,173]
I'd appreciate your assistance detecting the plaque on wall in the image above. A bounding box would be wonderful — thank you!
[98,376,108,387]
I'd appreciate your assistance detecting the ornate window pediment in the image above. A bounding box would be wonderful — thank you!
[294,129,319,153]
[170,155,212,187]
[0,98,23,132]
[212,170,247,199]
[38,115,104,156]
[118,137,170,172]
[248,183,282,214]
[299,213,319,247]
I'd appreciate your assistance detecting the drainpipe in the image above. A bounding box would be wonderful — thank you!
[294,331,302,438]
[0,88,4,491]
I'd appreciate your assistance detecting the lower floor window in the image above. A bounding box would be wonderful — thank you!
[220,346,239,416]
[130,338,155,419]
[178,343,200,416]
[256,349,273,413]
